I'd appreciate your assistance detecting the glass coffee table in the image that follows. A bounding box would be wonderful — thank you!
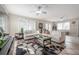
[34,34,51,46]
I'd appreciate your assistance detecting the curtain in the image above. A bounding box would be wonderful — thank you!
[45,23,52,32]
[0,15,6,32]
[18,18,36,33]
[57,22,70,30]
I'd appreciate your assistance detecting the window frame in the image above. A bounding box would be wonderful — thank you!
[57,22,70,31]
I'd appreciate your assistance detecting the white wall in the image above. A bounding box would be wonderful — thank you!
[8,14,19,36]
[53,18,79,37]
[69,18,79,37]
[8,14,53,36]
[1,13,79,37]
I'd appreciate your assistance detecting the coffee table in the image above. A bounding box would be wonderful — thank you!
[34,34,51,46]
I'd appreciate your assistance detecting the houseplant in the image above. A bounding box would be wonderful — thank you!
[0,27,7,50]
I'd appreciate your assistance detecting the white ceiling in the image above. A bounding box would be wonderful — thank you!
[4,4,79,22]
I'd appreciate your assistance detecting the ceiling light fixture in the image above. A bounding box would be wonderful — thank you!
[36,10,42,14]
[31,5,48,16]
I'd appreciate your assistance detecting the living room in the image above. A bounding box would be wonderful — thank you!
[0,4,79,55]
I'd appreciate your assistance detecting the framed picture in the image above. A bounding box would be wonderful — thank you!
[39,23,43,28]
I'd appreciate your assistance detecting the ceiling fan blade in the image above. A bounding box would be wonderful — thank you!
[42,11,47,14]
[38,6,42,9]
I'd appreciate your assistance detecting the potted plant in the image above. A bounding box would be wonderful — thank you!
[0,27,5,50]
[0,27,8,50]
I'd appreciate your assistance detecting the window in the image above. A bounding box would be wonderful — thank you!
[0,17,3,27]
[57,22,70,30]
[45,24,49,30]
[45,23,52,31]
[0,16,6,31]
[18,18,36,32]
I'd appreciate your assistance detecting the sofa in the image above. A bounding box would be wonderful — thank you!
[50,31,65,43]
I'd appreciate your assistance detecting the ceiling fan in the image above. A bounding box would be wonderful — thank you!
[31,5,48,16]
